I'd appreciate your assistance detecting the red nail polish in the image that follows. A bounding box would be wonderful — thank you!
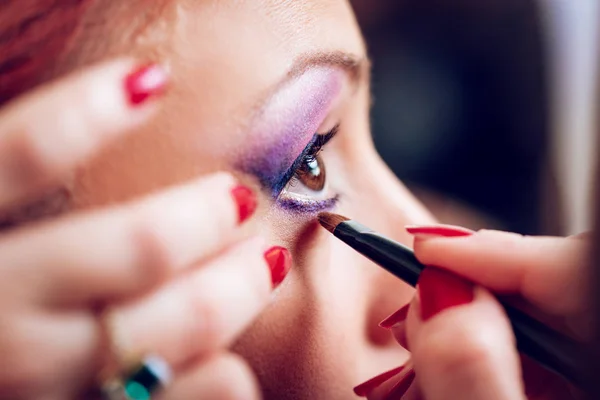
[405,224,474,237]
[383,368,416,400]
[231,185,257,224]
[264,246,292,288]
[379,304,410,329]
[124,64,168,106]
[353,365,406,397]
[418,268,474,321]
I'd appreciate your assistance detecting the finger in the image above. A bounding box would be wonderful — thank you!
[410,227,590,314]
[108,237,289,367]
[0,173,256,303]
[0,311,99,399]
[157,353,261,400]
[379,304,410,349]
[0,59,167,209]
[406,268,525,400]
[0,236,283,397]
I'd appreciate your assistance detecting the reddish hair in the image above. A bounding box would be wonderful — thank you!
[0,0,93,106]
[0,0,93,228]
[0,0,170,228]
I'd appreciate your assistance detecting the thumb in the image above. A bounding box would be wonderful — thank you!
[405,268,525,400]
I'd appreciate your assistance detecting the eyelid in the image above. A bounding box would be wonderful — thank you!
[312,124,340,152]
[277,195,340,213]
[273,124,340,198]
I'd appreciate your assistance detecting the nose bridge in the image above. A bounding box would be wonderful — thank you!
[339,150,434,351]
[346,148,436,244]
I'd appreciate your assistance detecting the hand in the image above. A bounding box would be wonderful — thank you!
[358,225,590,400]
[0,59,290,399]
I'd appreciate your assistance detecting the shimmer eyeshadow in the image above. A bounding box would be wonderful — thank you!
[236,66,343,196]
[277,195,340,213]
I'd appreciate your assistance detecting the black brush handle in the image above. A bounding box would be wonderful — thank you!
[503,304,587,387]
[333,221,588,387]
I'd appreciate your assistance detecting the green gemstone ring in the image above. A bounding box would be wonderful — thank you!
[102,355,172,400]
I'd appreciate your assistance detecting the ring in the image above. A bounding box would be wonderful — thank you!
[98,309,172,399]
[101,355,173,400]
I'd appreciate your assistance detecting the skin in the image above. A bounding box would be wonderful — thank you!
[0,0,428,398]
[372,231,590,400]
[68,1,429,398]
[72,1,429,399]
[0,0,590,399]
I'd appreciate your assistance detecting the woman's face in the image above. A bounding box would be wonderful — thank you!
[68,0,434,398]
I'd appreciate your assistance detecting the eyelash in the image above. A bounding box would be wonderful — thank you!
[274,124,340,211]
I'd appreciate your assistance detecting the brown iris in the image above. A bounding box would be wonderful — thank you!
[296,154,326,191]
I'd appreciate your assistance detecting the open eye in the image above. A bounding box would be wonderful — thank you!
[279,153,329,200]
[298,155,326,191]
[292,153,327,193]
[275,124,340,211]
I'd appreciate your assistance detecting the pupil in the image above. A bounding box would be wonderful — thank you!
[297,155,326,191]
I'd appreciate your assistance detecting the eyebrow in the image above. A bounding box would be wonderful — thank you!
[235,51,368,191]
[245,51,370,122]
[289,51,371,90]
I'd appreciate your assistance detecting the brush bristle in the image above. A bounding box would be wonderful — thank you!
[318,212,350,233]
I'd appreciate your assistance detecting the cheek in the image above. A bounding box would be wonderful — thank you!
[259,206,323,257]
[230,229,373,397]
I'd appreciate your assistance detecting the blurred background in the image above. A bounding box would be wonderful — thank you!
[350,0,598,235]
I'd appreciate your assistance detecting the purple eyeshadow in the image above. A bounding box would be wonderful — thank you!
[236,67,343,197]
[277,195,340,213]
[237,134,317,196]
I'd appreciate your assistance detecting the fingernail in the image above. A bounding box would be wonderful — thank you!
[383,368,416,400]
[405,224,474,238]
[231,185,257,224]
[379,304,410,329]
[264,246,292,288]
[418,268,474,321]
[353,365,407,397]
[125,64,168,106]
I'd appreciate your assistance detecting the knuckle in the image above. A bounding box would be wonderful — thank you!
[0,326,43,391]
[1,131,50,187]
[177,245,272,358]
[129,217,174,285]
[184,279,225,353]
[417,320,499,376]
[205,354,259,400]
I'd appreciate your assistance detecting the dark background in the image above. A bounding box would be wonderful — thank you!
[351,0,557,235]
[352,2,600,395]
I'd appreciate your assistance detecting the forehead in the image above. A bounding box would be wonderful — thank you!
[72,0,364,125]
[161,0,365,140]
[70,0,366,206]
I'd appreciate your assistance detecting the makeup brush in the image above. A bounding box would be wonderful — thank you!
[318,212,588,387]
